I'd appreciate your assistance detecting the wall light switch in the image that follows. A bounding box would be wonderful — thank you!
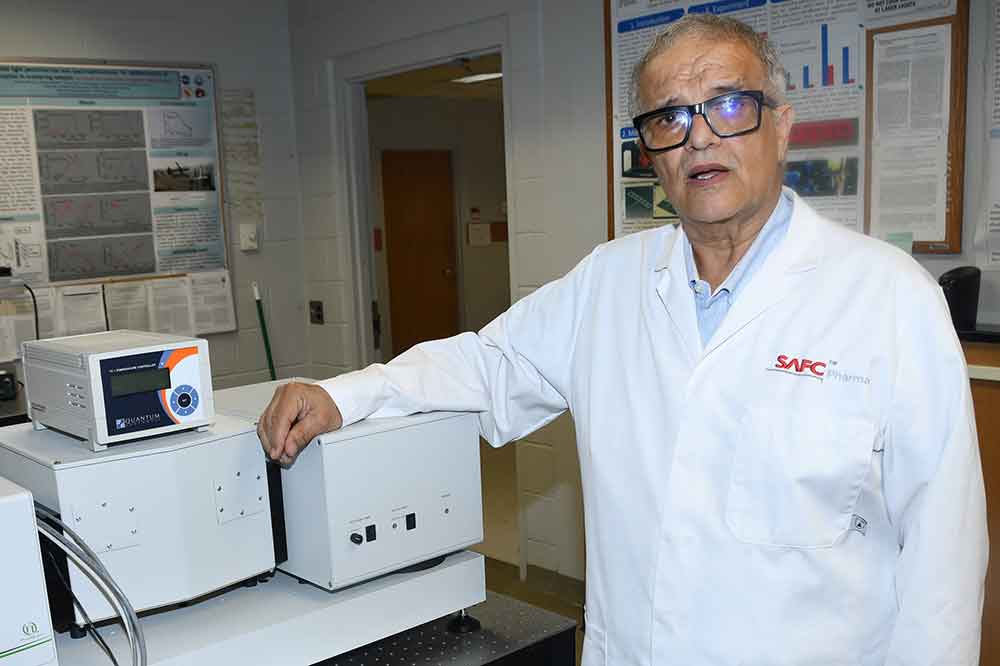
[239,223,259,251]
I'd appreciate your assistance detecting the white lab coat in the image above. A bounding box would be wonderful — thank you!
[321,190,988,665]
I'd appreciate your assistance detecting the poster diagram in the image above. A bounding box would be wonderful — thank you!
[147,107,214,149]
[33,110,146,150]
[38,150,150,196]
[43,193,153,239]
[47,236,156,282]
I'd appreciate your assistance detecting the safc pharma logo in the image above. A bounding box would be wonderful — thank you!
[767,354,871,384]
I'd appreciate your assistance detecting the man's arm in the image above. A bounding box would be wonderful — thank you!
[259,247,599,462]
[882,272,988,664]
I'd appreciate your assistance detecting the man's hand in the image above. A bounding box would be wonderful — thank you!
[257,382,343,465]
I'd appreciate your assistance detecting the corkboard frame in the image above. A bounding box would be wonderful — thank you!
[864,0,969,254]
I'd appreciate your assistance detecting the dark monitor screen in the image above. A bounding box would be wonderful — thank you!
[109,367,171,398]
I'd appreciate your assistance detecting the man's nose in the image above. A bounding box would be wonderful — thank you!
[687,113,718,150]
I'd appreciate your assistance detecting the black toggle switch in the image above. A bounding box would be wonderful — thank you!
[350,532,363,545]
[365,524,377,542]
[405,513,416,531]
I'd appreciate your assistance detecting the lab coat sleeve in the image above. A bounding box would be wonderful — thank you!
[882,270,988,665]
[317,247,598,446]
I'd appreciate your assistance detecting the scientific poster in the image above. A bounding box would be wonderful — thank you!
[608,0,957,238]
[0,62,227,283]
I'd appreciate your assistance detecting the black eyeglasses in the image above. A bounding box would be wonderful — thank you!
[632,90,773,152]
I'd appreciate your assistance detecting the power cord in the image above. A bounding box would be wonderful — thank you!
[34,505,146,666]
[45,550,120,666]
[23,282,39,341]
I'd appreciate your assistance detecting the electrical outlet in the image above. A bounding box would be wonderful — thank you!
[309,300,324,325]
[239,223,259,251]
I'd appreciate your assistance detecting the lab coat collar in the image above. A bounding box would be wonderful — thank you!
[653,188,823,361]
[653,187,820,274]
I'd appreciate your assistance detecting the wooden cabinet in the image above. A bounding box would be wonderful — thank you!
[964,343,1000,666]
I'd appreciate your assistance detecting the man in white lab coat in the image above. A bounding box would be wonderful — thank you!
[259,14,987,665]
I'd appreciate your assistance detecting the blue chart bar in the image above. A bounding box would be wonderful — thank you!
[842,47,850,85]
[821,24,830,86]
[803,65,810,89]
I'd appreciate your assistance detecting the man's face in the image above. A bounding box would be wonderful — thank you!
[637,35,794,226]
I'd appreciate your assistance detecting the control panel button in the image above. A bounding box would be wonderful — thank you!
[365,525,376,542]
[350,533,363,545]
[170,385,200,417]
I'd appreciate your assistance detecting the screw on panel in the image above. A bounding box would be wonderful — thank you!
[219,508,224,513]
[240,510,245,516]
[101,502,107,508]
[236,472,241,477]
[328,581,333,589]
[217,486,223,492]
[130,529,137,535]
[129,507,134,513]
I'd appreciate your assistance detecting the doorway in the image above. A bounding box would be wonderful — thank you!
[364,53,519,567]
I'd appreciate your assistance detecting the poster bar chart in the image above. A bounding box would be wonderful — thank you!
[822,24,830,86]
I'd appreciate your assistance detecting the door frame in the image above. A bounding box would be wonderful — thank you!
[327,12,536,580]
[328,16,513,369]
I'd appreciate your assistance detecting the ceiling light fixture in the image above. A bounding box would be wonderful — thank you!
[451,72,503,84]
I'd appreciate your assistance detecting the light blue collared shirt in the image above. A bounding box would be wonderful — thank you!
[683,191,793,346]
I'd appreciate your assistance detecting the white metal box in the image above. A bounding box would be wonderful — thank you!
[0,477,58,666]
[23,330,214,451]
[0,414,274,626]
[215,381,484,591]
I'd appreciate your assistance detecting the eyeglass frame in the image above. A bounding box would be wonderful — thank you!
[631,90,775,153]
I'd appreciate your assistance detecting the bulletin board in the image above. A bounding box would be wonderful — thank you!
[604,0,967,255]
[0,59,241,358]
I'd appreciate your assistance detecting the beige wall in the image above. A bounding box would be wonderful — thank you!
[367,95,510,358]
[4,0,307,389]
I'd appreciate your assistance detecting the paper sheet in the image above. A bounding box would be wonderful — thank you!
[105,282,152,331]
[979,1,1000,270]
[190,269,237,335]
[148,277,195,336]
[55,284,107,336]
[869,25,951,242]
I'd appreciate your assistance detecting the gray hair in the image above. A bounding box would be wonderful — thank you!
[629,14,787,116]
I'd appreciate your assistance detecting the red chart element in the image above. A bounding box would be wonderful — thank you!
[788,118,859,150]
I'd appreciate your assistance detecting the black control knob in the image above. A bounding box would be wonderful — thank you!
[350,533,363,545]
[178,393,192,408]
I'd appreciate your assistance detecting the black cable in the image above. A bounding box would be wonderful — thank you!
[101,284,110,331]
[23,282,39,341]
[44,549,120,666]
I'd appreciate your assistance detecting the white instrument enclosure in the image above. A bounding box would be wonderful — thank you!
[0,414,274,625]
[214,381,484,591]
[0,478,58,665]
[23,331,214,452]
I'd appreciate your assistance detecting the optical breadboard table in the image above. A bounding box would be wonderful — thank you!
[319,591,577,665]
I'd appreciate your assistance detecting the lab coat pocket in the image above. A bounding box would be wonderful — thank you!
[725,407,875,548]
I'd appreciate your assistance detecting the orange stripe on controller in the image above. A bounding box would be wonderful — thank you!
[159,389,180,424]
[164,346,198,371]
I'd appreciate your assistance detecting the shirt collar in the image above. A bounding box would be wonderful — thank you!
[678,190,793,297]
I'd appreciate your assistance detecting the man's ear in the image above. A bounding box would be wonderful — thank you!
[773,104,796,162]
